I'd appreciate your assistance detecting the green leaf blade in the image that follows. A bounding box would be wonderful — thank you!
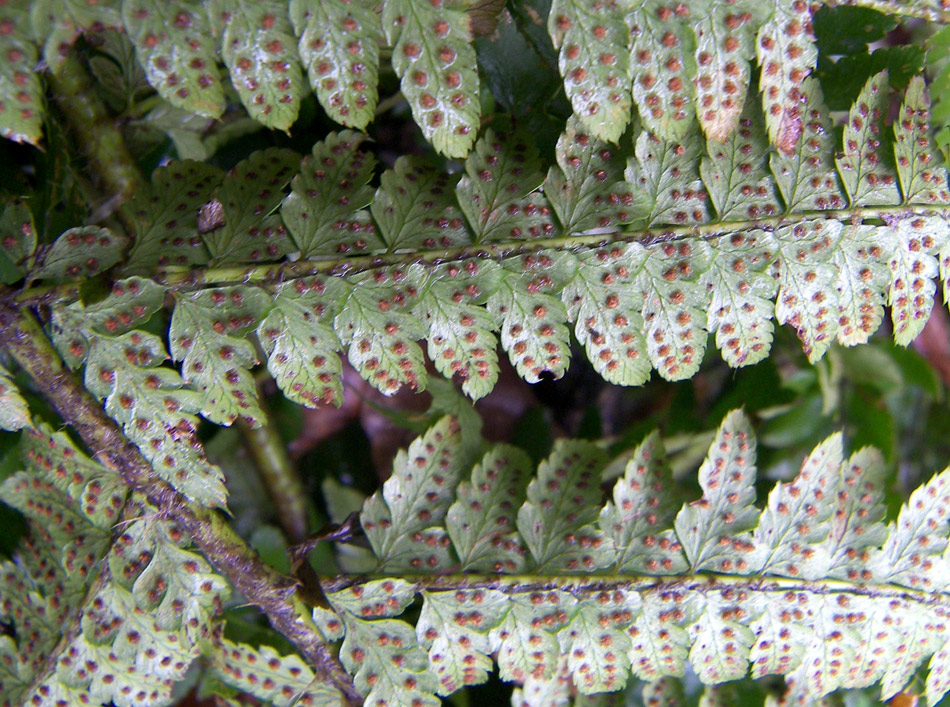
[383,0,480,158]
[516,440,609,572]
[123,0,225,119]
[0,1,43,145]
[169,287,270,427]
[213,0,305,131]
[674,410,759,573]
[361,416,463,572]
[281,131,380,258]
[835,70,901,206]
[548,0,631,143]
[258,276,345,408]
[291,0,381,129]
[446,444,532,572]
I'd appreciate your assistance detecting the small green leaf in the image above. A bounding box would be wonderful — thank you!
[629,1,697,141]
[281,131,380,257]
[818,46,924,112]
[894,76,950,205]
[674,410,759,573]
[258,276,345,408]
[169,286,271,427]
[928,640,950,707]
[754,434,841,578]
[109,517,228,639]
[327,578,417,618]
[600,431,686,574]
[756,0,816,153]
[334,265,428,395]
[0,1,43,145]
[456,127,553,243]
[771,219,842,362]
[0,199,36,284]
[475,7,562,124]
[418,588,508,694]
[488,252,571,383]
[516,439,609,571]
[836,71,901,206]
[340,614,440,706]
[887,214,949,346]
[123,0,225,118]
[558,598,632,693]
[491,588,572,683]
[548,0,630,143]
[833,223,890,346]
[446,444,532,572]
[415,260,501,400]
[203,148,299,265]
[291,0,381,129]
[372,156,470,251]
[703,229,777,368]
[33,227,127,280]
[641,240,710,381]
[873,467,950,591]
[212,0,304,131]
[361,416,463,572]
[562,244,652,386]
[686,589,756,684]
[124,160,224,272]
[544,115,647,235]
[693,0,767,143]
[0,363,29,431]
[32,0,122,72]
[629,591,694,680]
[383,0,480,158]
[769,78,846,213]
[820,447,887,581]
[627,127,708,227]
[212,638,324,707]
[700,99,780,221]
[76,277,166,335]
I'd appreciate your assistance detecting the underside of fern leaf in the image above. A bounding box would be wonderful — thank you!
[2,0,948,157]
[4,3,950,707]
[19,69,949,427]
[311,410,950,706]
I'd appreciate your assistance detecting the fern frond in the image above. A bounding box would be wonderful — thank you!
[298,411,950,705]
[17,71,949,412]
[0,426,227,707]
[5,0,946,156]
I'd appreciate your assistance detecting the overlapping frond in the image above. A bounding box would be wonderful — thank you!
[18,72,948,447]
[311,411,950,706]
[2,0,947,157]
[0,426,227,707]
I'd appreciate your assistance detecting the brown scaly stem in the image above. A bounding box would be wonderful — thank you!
[0,302,362,707]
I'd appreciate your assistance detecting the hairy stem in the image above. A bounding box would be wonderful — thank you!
[48,51,142,229]
[0,302,362,706]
